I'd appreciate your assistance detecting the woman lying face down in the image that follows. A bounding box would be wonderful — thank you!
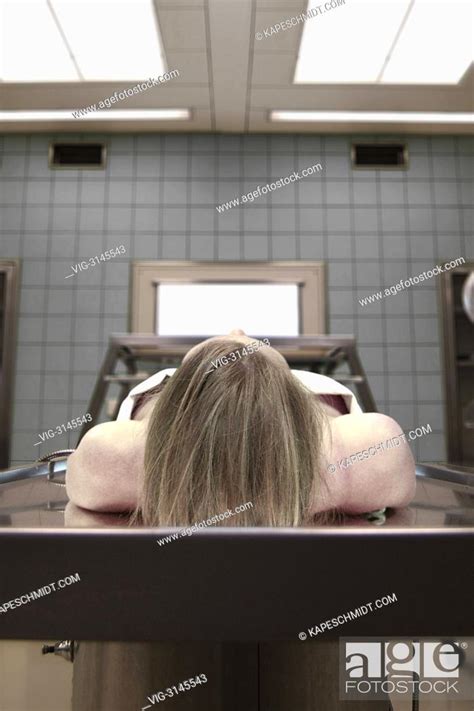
[65,330,416,525]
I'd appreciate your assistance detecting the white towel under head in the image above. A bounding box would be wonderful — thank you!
[116,368,363,421]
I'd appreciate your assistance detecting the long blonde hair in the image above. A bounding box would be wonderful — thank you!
[135,340,330,527]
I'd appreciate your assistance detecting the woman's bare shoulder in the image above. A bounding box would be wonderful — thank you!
[329,412,406,457]
[65,420,146,512]
[316,412,417,515]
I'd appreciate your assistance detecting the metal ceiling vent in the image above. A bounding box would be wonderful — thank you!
[352,143,408,169]
[48,143,106,169]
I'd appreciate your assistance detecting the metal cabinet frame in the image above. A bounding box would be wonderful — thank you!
[0,259,20,469]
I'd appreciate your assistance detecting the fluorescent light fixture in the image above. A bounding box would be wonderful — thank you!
[294,0,473,84]
[381,0,474,83]
[0,109,190,122]
[156,283,300,336]
[1,0,165,81]
[271,110,474,125]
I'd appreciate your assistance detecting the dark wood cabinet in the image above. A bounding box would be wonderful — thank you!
[72,641,391,711]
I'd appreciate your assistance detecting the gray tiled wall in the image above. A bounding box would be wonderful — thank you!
[1,133,473,464]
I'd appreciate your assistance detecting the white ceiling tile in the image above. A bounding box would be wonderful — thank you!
[158,8,207,51]
[254,9,303,52]
[252,53,295,85]
[166,52,210,84]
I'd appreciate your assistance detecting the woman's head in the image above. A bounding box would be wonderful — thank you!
[137,331,329,528]
[182,329,289,370]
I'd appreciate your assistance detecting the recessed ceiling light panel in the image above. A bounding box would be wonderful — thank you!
[294,0,473,84]
[382,0,473,83]
[1,1,78,80]
[0,0,165,81]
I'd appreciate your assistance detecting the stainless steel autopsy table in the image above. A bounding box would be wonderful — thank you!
[0,462,472,642]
